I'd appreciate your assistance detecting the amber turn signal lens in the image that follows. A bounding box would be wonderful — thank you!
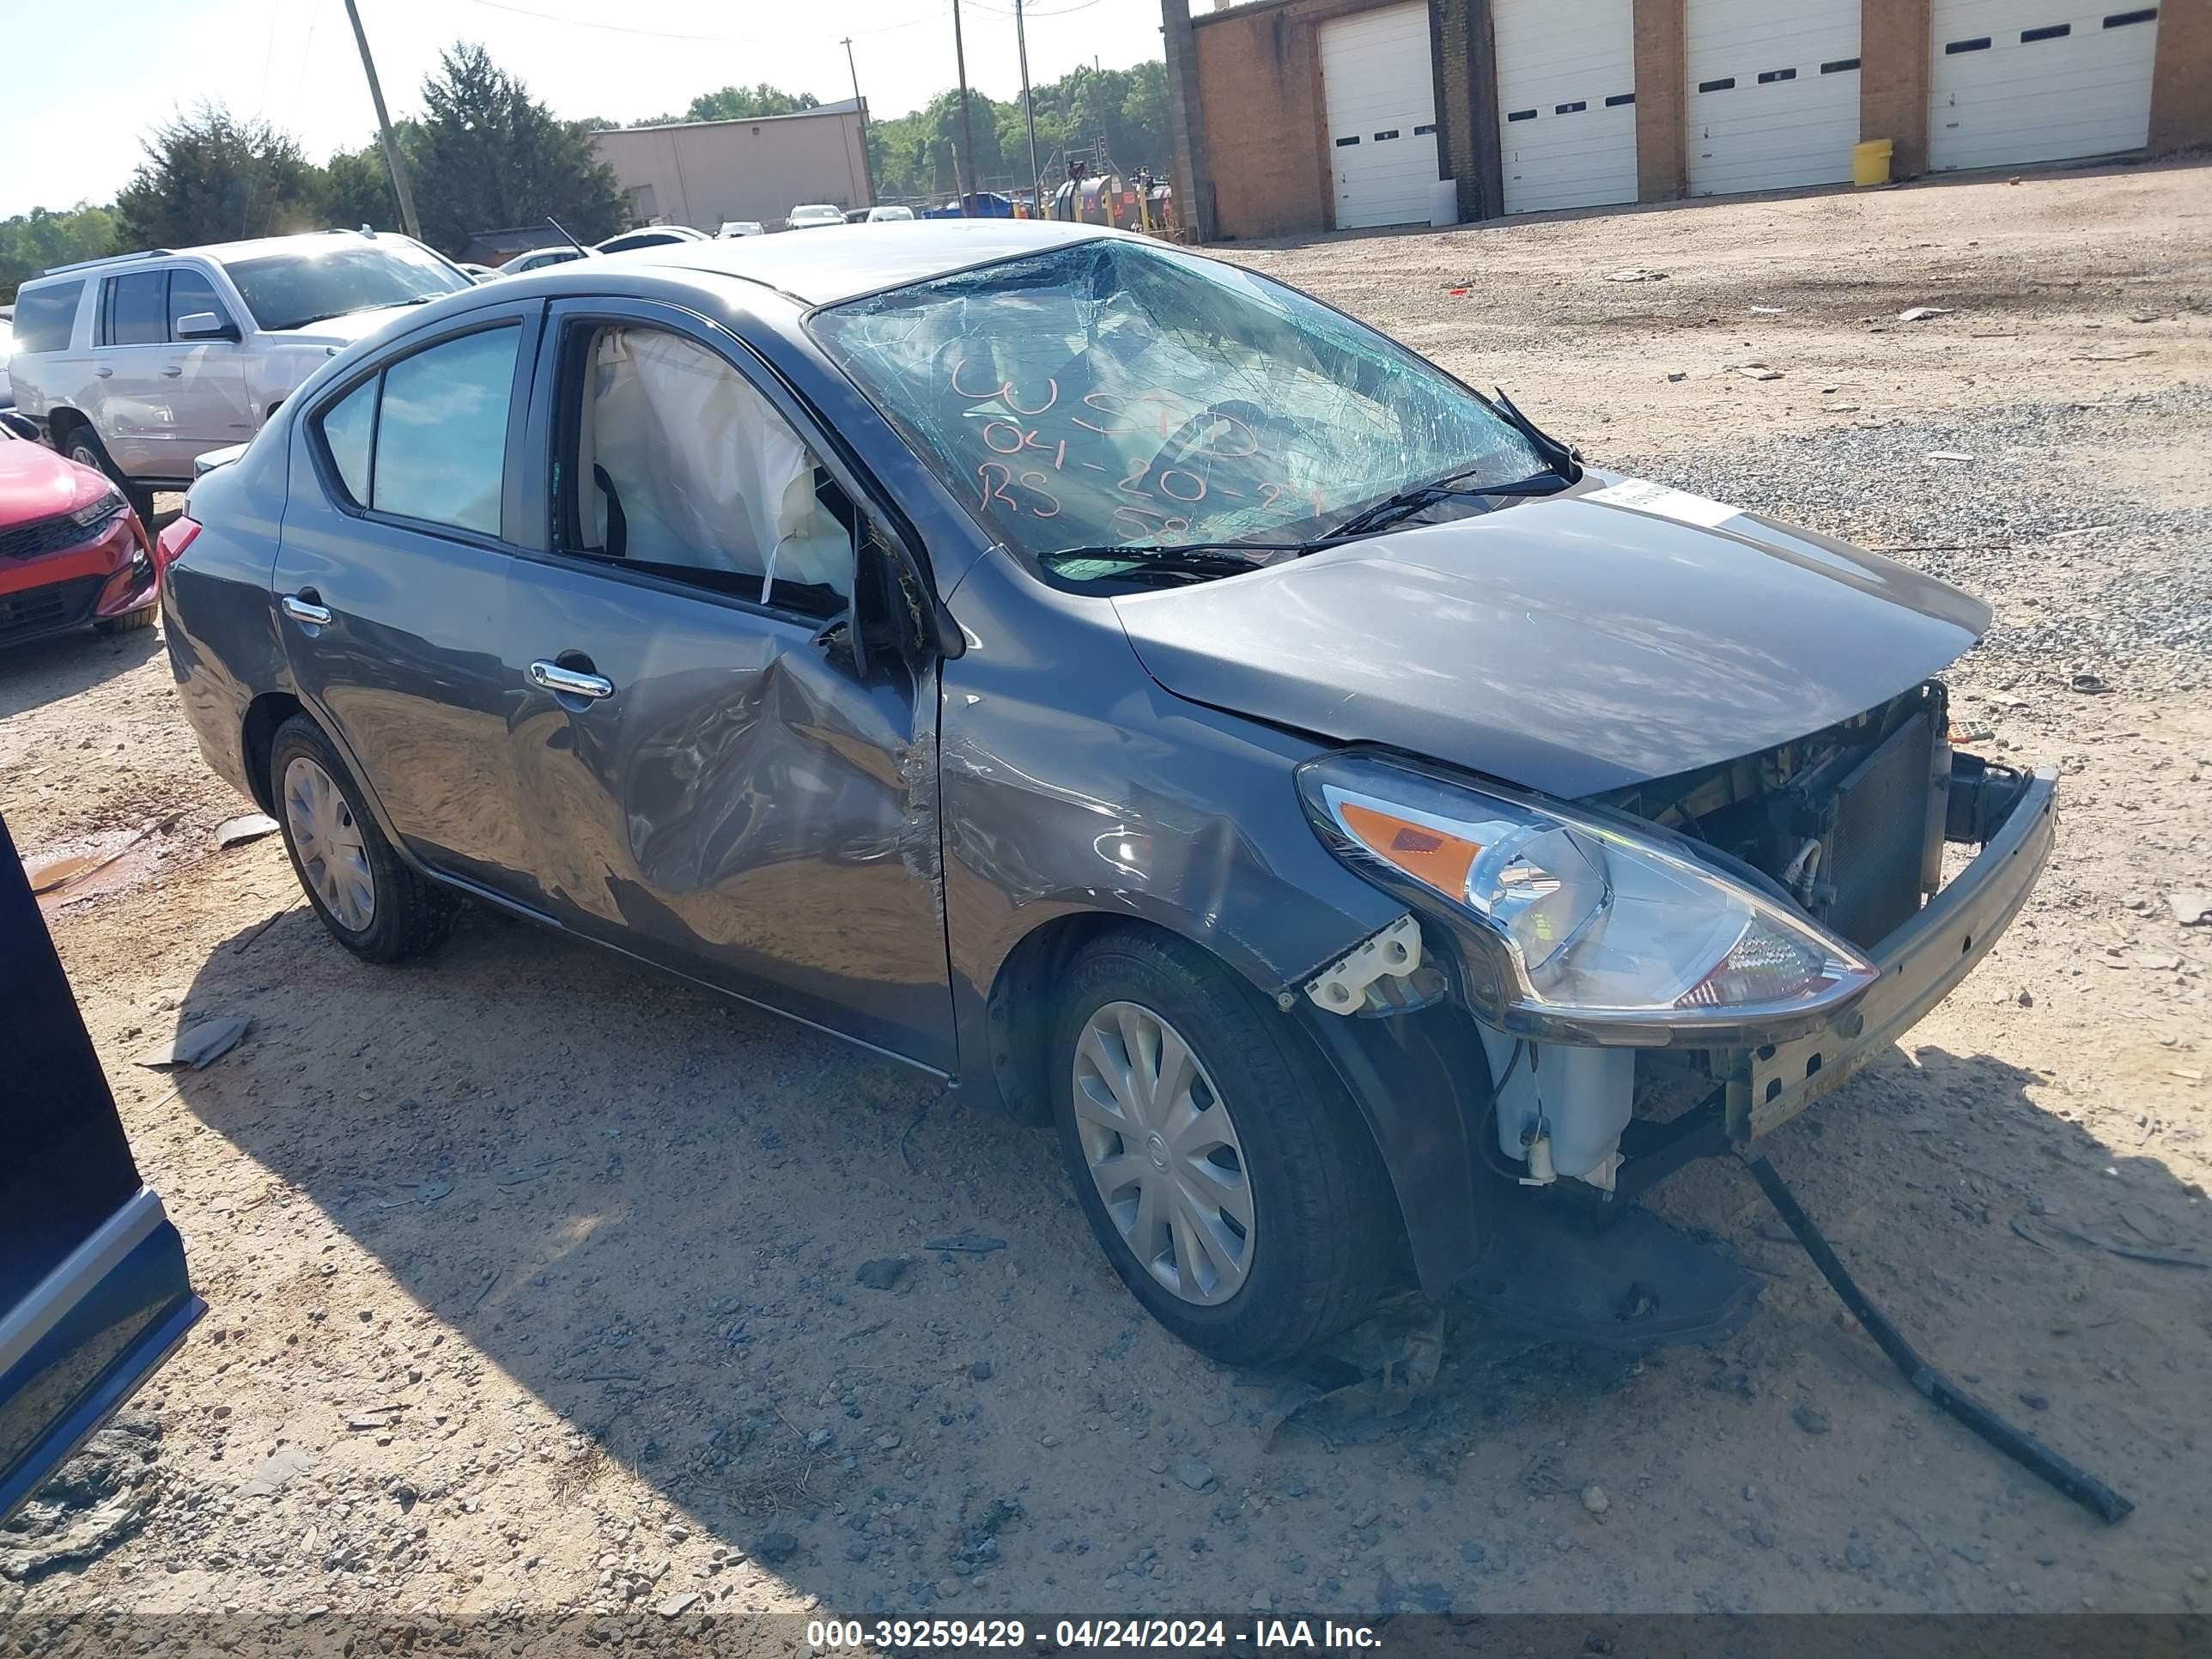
[1337,800,1481,899]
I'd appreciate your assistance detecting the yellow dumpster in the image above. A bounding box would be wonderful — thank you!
[1852,139,1893,188]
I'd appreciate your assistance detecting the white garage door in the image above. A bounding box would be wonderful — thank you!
[1930,3,2161,172]
[1319,4,1442,231]
[1493,0,1639,215]
[1686,0,1862,196]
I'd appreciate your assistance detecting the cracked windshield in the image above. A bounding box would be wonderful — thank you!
[812,238,1543,579]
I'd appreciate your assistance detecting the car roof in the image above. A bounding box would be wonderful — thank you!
[623,217,1113,306]
[22,231,436,288]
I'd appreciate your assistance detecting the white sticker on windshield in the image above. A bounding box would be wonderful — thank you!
[1584,477,1741,529]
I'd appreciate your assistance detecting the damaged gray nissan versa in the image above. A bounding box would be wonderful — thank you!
[159,219,2057,1370]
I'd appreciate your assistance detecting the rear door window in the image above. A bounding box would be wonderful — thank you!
[103,271,169,346]
[313,325,520,538]
[319,378,376,506]
[12,283,84,353]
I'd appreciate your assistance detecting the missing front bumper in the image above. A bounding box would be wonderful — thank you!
[1731,764,2057,1139]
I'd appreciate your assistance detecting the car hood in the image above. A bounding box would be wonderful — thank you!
[1109,476,1990,799]
[0,435,109,522]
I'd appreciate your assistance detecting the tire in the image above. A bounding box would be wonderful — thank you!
[1052,927,1400,1366]
[57,421,157,524]
[94,605,156,635]
[268,714,459,964]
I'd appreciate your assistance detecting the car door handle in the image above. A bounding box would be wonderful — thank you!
[161,366,184,378]
[528,660,616,700]
[281,593,332,626]
[94,366,113,378]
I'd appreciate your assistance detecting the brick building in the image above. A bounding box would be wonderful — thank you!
[1163,0,2211,241]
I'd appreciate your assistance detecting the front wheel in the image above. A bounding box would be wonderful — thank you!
[1052,927,1401,1365]
[58,423,157,525]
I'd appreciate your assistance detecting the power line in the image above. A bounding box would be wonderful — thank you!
[967,0,1109,17]
[455,0,939,43]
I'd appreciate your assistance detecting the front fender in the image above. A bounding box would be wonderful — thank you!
[938,551,1407,1108]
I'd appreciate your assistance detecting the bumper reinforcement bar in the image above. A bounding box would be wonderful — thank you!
[1741,1150,2132,1525]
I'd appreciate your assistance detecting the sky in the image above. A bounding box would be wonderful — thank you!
[1,0,1170,219]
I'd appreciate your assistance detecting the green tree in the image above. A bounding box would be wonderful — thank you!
[320,133,419,233]
[1117,62,1170,167]
[410,42,625,253]
[0,204,120,302]
[626,82,819,128]
[868,88,1013,200]
[868,60,1175,202]
[113,105,326,249]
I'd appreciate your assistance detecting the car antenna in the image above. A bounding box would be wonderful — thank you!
[545,216,590,256]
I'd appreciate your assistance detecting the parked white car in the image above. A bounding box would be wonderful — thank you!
[865,204,916,223]
[595,226,712,255]
[717,221,765,238]
[498,246,591,276]
[786,204,845,231]
[5,229,471,506]
[0,313,13,409]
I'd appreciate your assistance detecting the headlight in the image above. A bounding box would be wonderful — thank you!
[1297,753,1876,1045]
[70,485,128,530]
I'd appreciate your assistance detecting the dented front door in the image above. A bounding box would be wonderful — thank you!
[497,562,954,1071]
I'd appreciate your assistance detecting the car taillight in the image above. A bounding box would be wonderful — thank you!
[155,515,202,574]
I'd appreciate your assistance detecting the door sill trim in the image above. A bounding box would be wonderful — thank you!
[0,1188,167,1377]
[427,868,955,1086]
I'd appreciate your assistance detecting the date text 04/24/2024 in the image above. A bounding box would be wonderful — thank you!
[805,1619,1383,1650]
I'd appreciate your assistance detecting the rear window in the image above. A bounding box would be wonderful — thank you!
[11,283,83,353]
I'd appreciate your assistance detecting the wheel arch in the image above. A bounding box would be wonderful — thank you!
[240,690,304,816]
[46,405,93,449]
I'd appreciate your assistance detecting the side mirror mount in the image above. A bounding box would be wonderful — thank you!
[176,312,240,343]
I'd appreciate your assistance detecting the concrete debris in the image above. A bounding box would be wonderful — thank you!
[854,1257,910,1291]
[215,812,281,849]
[2166,890,2211,926]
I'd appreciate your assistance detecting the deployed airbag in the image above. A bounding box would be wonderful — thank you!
[584,327,848,601]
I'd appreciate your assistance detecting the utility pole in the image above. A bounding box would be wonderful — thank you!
[841,36,876,207]
[951,0,980,216]
[342,0,422,241]
[1014,0,1042,214]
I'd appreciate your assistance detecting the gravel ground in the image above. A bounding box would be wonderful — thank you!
[4,161,2210,1648]
[1619,386,2212,688]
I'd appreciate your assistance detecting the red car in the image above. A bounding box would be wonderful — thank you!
[0,421,158,647]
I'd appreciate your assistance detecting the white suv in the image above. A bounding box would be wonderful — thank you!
[7,230,472,507]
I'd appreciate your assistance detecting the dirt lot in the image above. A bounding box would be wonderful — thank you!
[5,161,2211,1641]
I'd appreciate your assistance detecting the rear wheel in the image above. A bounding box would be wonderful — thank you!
[94,605,155,635]
[1051,927,1400,1365]
[268,714,459,964]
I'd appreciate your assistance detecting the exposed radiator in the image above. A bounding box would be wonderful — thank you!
[1819,709,1937,949]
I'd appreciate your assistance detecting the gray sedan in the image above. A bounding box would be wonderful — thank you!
[157,221,2052,1364]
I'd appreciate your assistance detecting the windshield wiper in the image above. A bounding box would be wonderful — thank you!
[282,297,439,330]
[1039,541,1304,579]
[1326,468,1573,544]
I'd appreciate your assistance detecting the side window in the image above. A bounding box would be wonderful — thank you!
[320,378,376,507]
[167,269,234,337]
[103,271,168,346]
[564,324,852,616]
[11,283,83,353]
[311,325,519,537]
